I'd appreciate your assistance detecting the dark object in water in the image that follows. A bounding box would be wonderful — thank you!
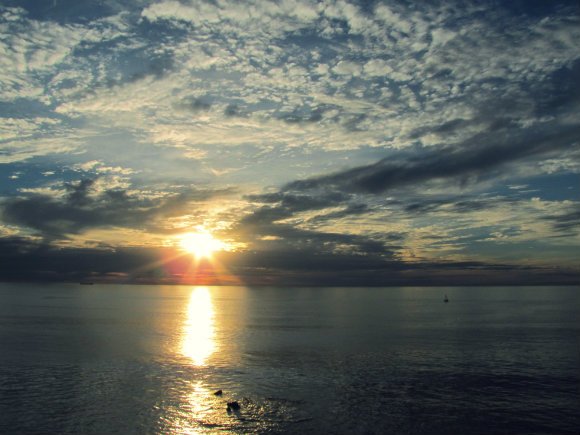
[80,282,94,285]
[214,389,223,396]
[444,294,449,303]
[227,401,240,412]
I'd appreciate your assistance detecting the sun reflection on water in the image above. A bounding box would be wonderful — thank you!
[160,379,232,434]
[181,287,216,366]
[164,287,303,433]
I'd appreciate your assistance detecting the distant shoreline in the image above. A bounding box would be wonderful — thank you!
[1,280,578,288]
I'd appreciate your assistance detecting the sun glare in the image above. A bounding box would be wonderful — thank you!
[179,231,224,259]
[181,287,215,365]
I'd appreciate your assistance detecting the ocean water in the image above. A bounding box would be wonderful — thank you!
[0,284,578,434]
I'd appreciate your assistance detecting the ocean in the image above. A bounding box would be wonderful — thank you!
[0,284,578,434]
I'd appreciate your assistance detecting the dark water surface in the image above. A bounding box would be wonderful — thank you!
[0,284,579,434]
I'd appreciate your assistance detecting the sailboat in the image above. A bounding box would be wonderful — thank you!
[444,294,449,303]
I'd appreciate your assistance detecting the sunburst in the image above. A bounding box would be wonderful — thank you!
[178,231,225,259]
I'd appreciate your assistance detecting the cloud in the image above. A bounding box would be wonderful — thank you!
[0,235,162,282]
[238,141,580,272]
[141,0,320,37]
[363,59,393,77]
[544,204,580,235]
[3,0,577,174]
[173,96,212,113]
[284,124,580,194]
[2,234,575,286]
[222,243,578,286]
[332,60,362,77]
[0,135,81,164]
[0,6,130,100]
[1,178,233,239]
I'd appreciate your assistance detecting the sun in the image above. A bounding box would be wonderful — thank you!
[179,231,224,259]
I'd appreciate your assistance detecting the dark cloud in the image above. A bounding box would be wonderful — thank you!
[245,191,350,214]
[114,48,176,84]
[2,234,576,286]
[342,113,368,132]
[407,111,515,141]
[535,59,580,116]
[403,197,502,215]
[224,104,244,117]
[174,96,212,113]
[285,124,580,194]
[544,205,580,235]
[65,178,95,206]
[244,223,400,257]
[0,236,171,283]
[232,124,580,285]
[223,247,578,286]
[277,106,326,124]
[234,190,402,266]
[239,116,578,248]
[309,203,371,222]
[1,179,232,239]
[237,191,503,276]
[238,191,354,240]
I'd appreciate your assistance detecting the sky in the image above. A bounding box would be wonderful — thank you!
[0,0,579,286]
